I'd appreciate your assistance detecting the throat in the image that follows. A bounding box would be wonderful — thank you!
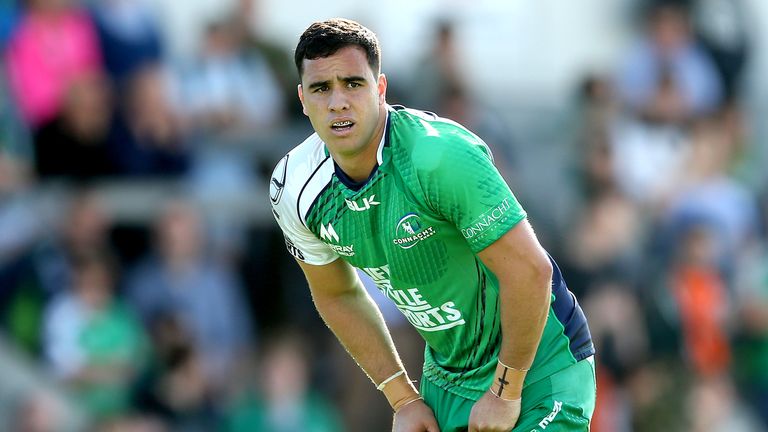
[334,158,379,191]
[330,108,388,187]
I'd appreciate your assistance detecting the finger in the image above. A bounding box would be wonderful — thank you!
[391,417,402,432]
[467,414,478,432]
[414,424,431,432]
[426,418,440,432]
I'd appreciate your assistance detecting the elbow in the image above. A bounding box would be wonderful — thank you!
[532,250,553,295]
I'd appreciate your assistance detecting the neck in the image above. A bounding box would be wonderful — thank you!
[332,108,387,182]
[334,151,378,183]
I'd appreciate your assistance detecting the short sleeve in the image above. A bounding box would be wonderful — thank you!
[416,131,526,253]
[270,154,339,265]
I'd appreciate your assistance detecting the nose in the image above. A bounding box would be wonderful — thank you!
[328,89,349,112]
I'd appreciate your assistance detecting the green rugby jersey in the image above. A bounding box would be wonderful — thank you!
[270,105,594,400]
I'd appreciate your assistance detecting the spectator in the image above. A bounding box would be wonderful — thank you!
[0,152,51,354]
[33,72,116,179]
[43,251,148,420]
[109,65,189,177]
[31,189,114,301]
[686,375,764,432]
[0,52,32,163]
[578,75,619,135]
[733,231,768,428]
[615,2,723,124]
[610,2,727,205]
[132,312,220,432]
[94,415,168,432]
[125,200,254,388]
[562,190,644,297]
[584,280,647,432]
[668,224,731,377]
[0,0,21,50]
[186,141,259,261]
[90,0,163,84]
[0,153,42,266]
[608,112,691,204]
[571,75,621,201]
[692,0,751,101]
[11,391,64,432]
[660,113,759,274]
[4,0,103,128]
[226,329,342,432]
[408,20,465,112]
[175,19,284,139]
[229,0,299,119]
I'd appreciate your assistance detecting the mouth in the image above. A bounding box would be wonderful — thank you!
[330,119,355,136]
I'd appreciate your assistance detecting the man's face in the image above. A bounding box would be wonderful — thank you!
[298,45,386,159]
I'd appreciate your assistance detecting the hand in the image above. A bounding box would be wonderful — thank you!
[392,398,440,432]
[468,391,521,432]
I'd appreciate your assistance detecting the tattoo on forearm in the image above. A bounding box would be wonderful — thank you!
[496,367,510,396]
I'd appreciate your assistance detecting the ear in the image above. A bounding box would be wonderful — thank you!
[377,73,387,105]
[298,84,307,116]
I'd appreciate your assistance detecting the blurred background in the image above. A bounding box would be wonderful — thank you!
[1,0,768,430]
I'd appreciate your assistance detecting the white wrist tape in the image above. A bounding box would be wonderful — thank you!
[376,370,405,391]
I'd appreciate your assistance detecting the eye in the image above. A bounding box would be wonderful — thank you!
[347,81,362,88]
[313,85,329,93]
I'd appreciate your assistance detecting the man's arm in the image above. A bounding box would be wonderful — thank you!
[468,219,552,431]
[297,257,405,387]
[296,258,438,431]
[479,218,552,382]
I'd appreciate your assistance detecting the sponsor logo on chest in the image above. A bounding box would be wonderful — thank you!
[345,194,380,212]
[392,213,436,249]
[319,223,354,256]
[361,265,465,332]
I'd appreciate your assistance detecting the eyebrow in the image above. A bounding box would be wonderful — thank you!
[307,76,367,90]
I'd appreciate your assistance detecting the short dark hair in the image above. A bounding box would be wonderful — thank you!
[294,18,381,79]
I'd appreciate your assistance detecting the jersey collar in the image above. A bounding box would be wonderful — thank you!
[376,108,391,165]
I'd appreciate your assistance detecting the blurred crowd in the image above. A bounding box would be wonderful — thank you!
[1,0,767,431]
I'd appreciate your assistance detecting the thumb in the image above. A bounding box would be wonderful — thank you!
[467,413,478,432]
[426,415,440,432]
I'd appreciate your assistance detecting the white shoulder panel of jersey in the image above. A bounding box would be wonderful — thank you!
[269,133,338,265]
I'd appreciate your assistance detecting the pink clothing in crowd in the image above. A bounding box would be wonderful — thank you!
[4,9,102,127]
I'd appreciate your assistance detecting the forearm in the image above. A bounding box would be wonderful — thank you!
[466,261,547,432]
[313,283,421,409]
[478,221,553,400]
[493,258,552,398]
[298,259,419,410]
[313,283,404,383]
[497,264,551,369]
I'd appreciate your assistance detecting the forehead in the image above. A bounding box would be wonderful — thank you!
[301,45,375,83]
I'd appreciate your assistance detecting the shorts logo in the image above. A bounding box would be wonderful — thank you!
[270,155,288,205]
[393,213,435,249]
[530,400,562,431]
